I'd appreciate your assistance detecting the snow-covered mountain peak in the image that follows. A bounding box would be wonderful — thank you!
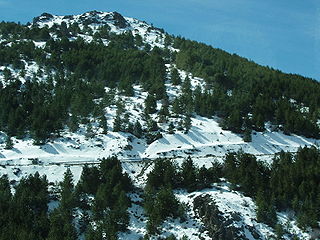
[32,11,128,28]
[31,11,166,47]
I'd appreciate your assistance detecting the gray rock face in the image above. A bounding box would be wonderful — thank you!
[193,194,261,240]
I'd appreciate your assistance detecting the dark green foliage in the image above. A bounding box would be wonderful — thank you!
[270,147,320,228]
[224,109,243,133]
[180,156,198,192]
[77,164,101,195]
[274,224,284,240]
[0,157,126,240]
[170,67,181,85]
[113,111,122,132]
[223,147,320,229]
[47,208,77,240]
[223,151,270,196]
[99,114,108,134]
[0,22,169,142]
[183,114,192,133]
[76,156,132,237]
[210,161,223,182]
[146,157,220,193]
[0,16,320,237]
[171,97,183,116]
[145,93,157,114]
[175,38,320,138]
[0,173,50,240]
[243,129,252,142]
[158,102,170,123]
[4,136,13,149]
[144,186,183,234]
[165,234,177,240]
[1,18,319,141]
[146,159,180,190]
[256,190,277,227]
[46,169,77,240]
[68,115,79,132]
[0,175,12,234]
[133,120,143,138]
[197,165,214,189]
[60,168,76,213]
[168,122,175,134]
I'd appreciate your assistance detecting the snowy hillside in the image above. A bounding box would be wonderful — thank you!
[0,64,318,182]
[0,66,317,238]
[0,11,319,240]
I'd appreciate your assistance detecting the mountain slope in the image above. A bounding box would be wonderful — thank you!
[0,11,319,240]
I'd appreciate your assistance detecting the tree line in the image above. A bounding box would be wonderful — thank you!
[1,19,320,143]
[1,147,319,239]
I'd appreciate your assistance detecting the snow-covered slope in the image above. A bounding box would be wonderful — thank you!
[0,65,318,183]
[0,11,319,239]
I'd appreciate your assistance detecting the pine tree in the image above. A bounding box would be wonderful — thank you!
[47,209,77,240]
[85,123,94,138]
[4,136,13,150]
[144,186,182,234]
[182,75,192,96]
[243,129,252,142]
[171,67,181,85]
[256,190,277,227]
[158,104,169,123]
[145,93,157,114]
[226,109,242,133]
[68,114,79,133]
[181,157,198,192]
[147,119,159,132]
[99,115,108,134]
[133,121,143,138]
[168,122,175,134]
[183,114,192,133]
[113,114,122,132]
[197,165,212,189]
[172,97,182,115]
[60,168,75,214]
[77,165,100,195]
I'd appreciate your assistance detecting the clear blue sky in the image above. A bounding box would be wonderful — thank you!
[0,0,319,80]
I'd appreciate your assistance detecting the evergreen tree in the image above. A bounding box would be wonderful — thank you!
[180,157,197,192]
[170,67,181,85]
[133,120,143,138]
[145,93,157,114]
[183,114,192,133]
[146,159,180,190]
[47,209,77,240]
[243,129,252,142]
[256,190,277,227]
[85,123,94,138]
[113,114,122,132]
[144,186,182,234]
[168,122,175,134]
[225,109,242,133]
[68,114,79,133]
[4,136,13,149]
[99,114,108,134]
[172,97,182,115]
[158,104,170,123]
[197,165,213,189]
[60,168,75,214]
[77,165,101,195]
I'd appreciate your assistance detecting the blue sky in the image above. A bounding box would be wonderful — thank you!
[0,0,319,80]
